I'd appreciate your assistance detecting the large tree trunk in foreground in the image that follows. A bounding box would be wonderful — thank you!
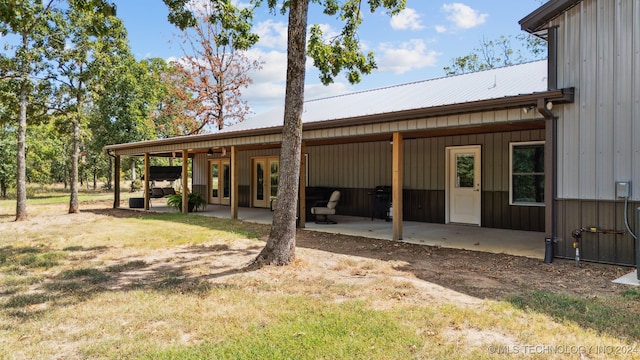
[255,0,309,266]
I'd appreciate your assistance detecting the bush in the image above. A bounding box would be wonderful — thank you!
[166,192,206,212]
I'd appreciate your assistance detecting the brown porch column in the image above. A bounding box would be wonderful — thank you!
[144,153,150,210]
[392,132,403,240]
[113,154,121,208]
[298,141,306,228]
[182,150,189,213]
[230,146,238,219]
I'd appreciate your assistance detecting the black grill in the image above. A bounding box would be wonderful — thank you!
[370,186,391,221]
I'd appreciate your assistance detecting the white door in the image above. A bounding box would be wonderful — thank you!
[209,159,230,205]
[447,146,481,225]
[252,157,279,208]
[253,159,268,208]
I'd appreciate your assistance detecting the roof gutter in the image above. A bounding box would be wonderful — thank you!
[519,0,583,35]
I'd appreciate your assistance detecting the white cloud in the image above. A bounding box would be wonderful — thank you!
[376,39,440,74]
[304,82,351,101]
[435,25,447,33]
[254,20,288,50]
[242,48,288,112]
[390,8,424,31]
[442,3,488,30]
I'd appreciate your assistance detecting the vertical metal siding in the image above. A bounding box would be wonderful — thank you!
[598,0,616,200]
[634,1,640,203]
[555,0,640,201]
[192,154,208,187]
[613,0,635,195]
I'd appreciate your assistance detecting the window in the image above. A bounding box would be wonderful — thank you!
[510,141,544,206]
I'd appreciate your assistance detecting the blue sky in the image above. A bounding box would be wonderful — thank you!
[113,0,545,114]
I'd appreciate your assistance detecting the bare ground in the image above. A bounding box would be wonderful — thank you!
[75,205,634,303]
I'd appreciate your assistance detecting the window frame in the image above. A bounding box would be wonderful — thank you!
[509,141,545,207]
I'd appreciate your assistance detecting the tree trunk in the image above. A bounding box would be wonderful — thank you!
[255,0,309,265]
[15,34,29,221]
[1,177,7,198]
[93,165,97,190]
[69,114,80,213]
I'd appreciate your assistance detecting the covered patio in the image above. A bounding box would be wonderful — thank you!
[134,200,545,259]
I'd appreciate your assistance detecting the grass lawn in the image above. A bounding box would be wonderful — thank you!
[1,187,639,359]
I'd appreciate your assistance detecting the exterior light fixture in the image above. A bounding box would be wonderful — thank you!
[546,101,554,110]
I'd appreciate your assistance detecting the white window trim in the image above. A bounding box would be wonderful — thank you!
[509,141,545,207]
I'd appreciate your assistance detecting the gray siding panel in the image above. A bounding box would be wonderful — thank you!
[554,0,640,201]
[554,199,637,265]
[192,154,208,188]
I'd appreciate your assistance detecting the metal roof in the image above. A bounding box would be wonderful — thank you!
[519,0,584,36]
[222,60,549,133]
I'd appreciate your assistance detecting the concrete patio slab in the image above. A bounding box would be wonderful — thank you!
[613,270,640,286]
[139,202,546,260]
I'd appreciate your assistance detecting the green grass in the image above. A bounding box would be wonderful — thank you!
[508,290,640,341]
[1,189,639,359]
[0,247,66,270]
[142,300,426,360]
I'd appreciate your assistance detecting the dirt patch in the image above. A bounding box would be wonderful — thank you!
[5,202,633,303]
[293,228,632,301]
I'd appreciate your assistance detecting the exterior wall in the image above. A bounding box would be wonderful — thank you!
[306,129,545,231]
[555,199,637,265]
[192,154,208,198]
[550,0,640,264]
[238,148,280,207]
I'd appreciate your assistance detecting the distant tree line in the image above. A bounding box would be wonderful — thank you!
[0,0,255,220]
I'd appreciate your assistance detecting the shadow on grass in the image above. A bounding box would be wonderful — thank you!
[13,206,638,342]
[0,243,262,321]
[83,207,268,241]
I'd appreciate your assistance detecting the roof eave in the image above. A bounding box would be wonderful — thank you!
[304,88,574,131]
[104,88,574,154]
[519,0,583,34]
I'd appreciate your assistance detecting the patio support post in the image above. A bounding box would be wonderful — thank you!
[231,145,238,219]
[392,132,403,240]
[144,152,150,210]
[299,141,306,228]
[181,150,189,213]
[113,154,120,208]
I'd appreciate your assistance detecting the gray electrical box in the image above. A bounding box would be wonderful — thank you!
[616,181,631,199]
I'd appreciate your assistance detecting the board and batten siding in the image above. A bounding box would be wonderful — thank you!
[552,0,640,201]
[546,0,640,265]
[307,129,544,191]
[306,129,545,231]
[192,154,208,198]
